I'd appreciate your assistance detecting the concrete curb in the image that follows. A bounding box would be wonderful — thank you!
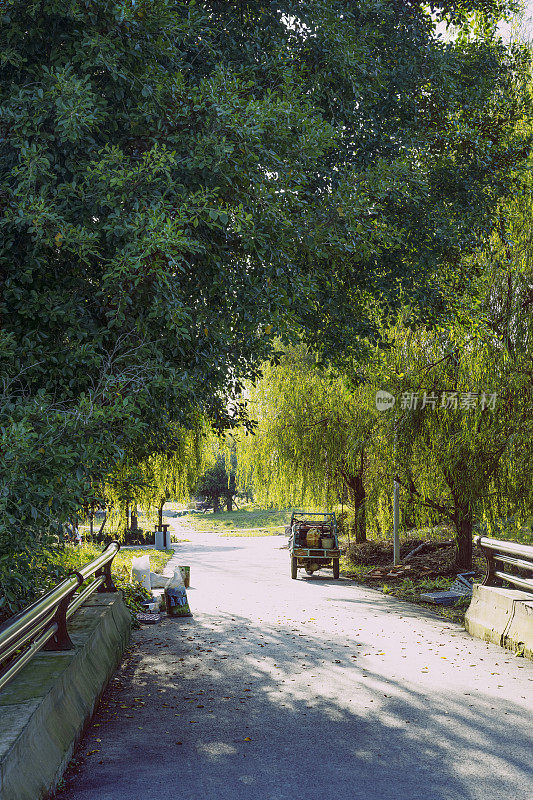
[465,583,533,660]
[0,593,131,800]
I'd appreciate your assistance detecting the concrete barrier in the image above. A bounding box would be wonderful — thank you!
[465,584,533,660]
[0,593,131,800]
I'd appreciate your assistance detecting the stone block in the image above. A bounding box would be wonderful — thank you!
[0,593,131,800]
[465,584,533,660]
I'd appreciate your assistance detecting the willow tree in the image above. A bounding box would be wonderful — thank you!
[237,345,381,541]
[99,419,208,537]
[379,291,533,569]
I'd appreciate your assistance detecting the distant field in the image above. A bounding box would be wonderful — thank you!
[176,508,291,535]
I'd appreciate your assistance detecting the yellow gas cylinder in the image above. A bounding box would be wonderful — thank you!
[306,529,320,547]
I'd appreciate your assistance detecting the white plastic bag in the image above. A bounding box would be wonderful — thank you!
[131,555,151,591]
[149,571,168,589]
[169,569,185,589]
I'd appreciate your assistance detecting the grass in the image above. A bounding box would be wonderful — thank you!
[340,559,473,623]
[338,554,373,580]
[0,544,175,627]
[55,543,174,577]
[220,529,283,537]
[55,544,175,620]
[386,576,473,623]
[178,508,291,535]
[79,504,291,539]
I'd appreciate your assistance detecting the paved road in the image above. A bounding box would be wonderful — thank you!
[57,528,533,800]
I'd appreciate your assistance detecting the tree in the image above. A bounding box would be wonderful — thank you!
[1,0,529,419]
[236,345,380,541]
[377,262,533,568]
[195,454,237,513]
[100,419,207,536]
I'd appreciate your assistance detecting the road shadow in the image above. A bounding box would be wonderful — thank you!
[54,609,533,800]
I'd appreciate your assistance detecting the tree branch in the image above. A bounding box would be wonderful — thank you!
[394,475,452,518]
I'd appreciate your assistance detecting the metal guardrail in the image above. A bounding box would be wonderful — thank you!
[475,536,533,594]
[0,541,120,692]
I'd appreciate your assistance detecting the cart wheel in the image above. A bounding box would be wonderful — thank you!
[291,557,298,579]
[333,559,340,579]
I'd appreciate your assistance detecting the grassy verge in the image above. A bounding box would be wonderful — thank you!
[178,508,291,535]
[0,542,175,627]
[382,577,473,623]
[57,544,173,575]
[339,522,533,624]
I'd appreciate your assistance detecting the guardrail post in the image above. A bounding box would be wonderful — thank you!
[43,574,82,651]
[96,560,117,592]
[484,550,501,586]
[475,536,502,587]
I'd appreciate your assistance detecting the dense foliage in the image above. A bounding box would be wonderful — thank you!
[237,346,380,542]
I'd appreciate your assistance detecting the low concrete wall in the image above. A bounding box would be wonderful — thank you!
[465,584,533,660]
[0,593,131,800]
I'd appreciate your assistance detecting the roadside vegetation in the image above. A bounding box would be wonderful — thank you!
[58,544,173,577]
[64,545,174,619]
[338,521,533,622]
[0,545,174,626]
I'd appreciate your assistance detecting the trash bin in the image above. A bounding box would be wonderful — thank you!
[155,530,170,549]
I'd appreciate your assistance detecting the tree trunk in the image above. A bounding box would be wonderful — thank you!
[454,511,473,569]
[158,501,165,531]
[97,512,107,540]
[226,494,233,512]
[213,496,221,513]
[345,471,366,543]
[354,500,366,544]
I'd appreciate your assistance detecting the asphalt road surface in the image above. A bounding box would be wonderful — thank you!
[56,528,533,800]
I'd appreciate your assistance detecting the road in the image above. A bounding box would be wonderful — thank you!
[57,528,533,800]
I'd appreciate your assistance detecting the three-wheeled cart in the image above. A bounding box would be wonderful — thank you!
[288,511,340,579]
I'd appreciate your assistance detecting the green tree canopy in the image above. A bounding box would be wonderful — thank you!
[381,186,533,567]
[1,0,529,420]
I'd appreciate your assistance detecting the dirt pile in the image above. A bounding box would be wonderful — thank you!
[347,538,484,581]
